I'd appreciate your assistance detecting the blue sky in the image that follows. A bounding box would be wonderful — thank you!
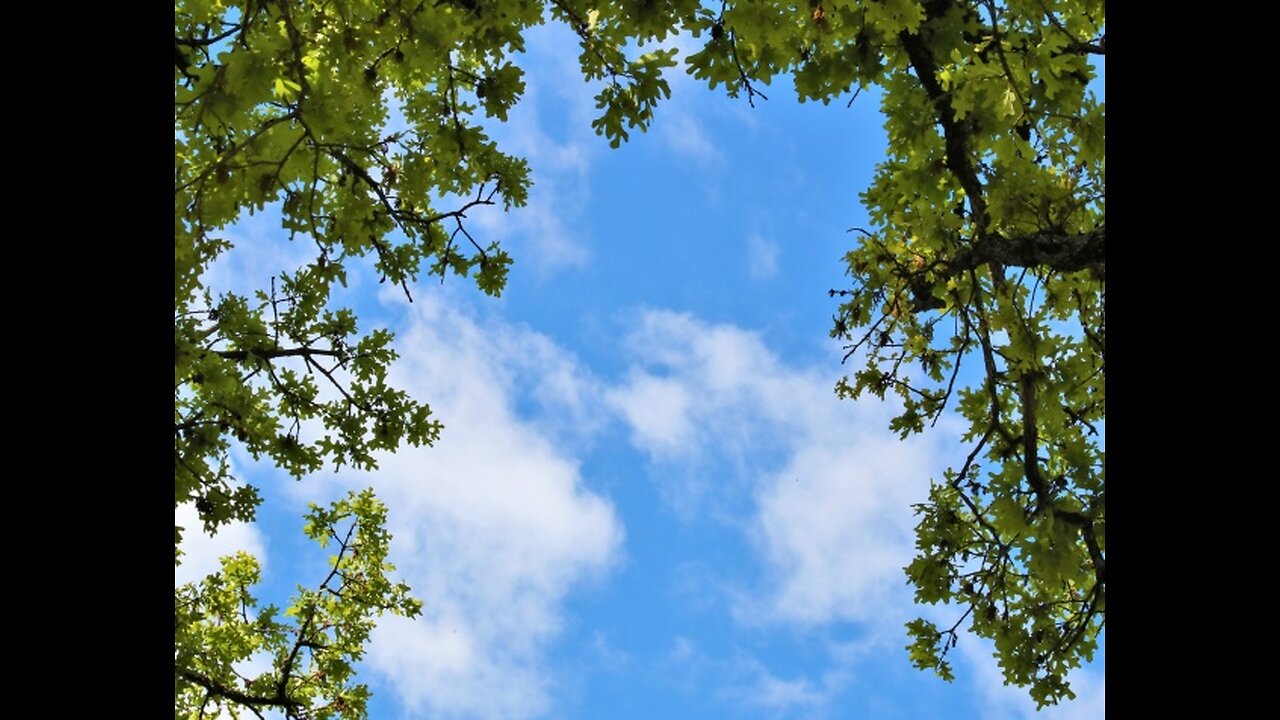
[176,20,1105,720]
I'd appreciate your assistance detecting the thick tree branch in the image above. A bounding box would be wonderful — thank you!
[1054,507,1106,586]
[902,226,1105,313]
[952,227,1105,280]
[1064,37,1105,55]
[1019,371,1050,510]
[898,5,988,233]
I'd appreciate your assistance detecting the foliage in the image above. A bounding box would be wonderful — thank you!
[680,0,1106,706]
[175,490,421,718]
[175,0,1104,714]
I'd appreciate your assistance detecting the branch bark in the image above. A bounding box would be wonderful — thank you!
[898,3,989,234]
[951,227,1105,280]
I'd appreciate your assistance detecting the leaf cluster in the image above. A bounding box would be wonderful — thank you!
[176,490,421,719]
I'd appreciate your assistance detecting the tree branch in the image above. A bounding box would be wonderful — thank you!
[175,23,242,48]
[1038,2,1105,55]
[951,227,1105,280]
[898,6,988,233]
[176,667,300,710]
[214,347,343,362]
[277,520,358,699]
[1054,507,1106,586]
[1019,371,1051,511]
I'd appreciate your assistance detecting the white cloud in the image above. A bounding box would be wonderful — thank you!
[721,654,856,719]
[609,310,954,630]
[607,308,1023,715]
[606,372,694,456]
[745,670,826,712]
[659,109,725,166]
[608,309,791,455]
[747,233,780,279]
[669,635,696,663]
[747,666,824,707]
[750,427,939,627]
[175,502,268,587]
[590,631,631,673]
[301,294,623,720]
[605,310,804,515]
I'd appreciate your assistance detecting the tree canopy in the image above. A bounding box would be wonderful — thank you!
[175,0,1103,715]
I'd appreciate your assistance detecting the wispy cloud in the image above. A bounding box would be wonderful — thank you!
[607,309,968,702]
[605,309,800,515]
[747,233,780,279]
[606,371,695,457]
[659,109,725,166]
[715,652,860,719]
[748,430,940,628]
[732,658,831,713]
[467,23,605,276]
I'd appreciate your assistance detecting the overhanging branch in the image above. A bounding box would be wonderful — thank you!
[951,226,1105,279]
